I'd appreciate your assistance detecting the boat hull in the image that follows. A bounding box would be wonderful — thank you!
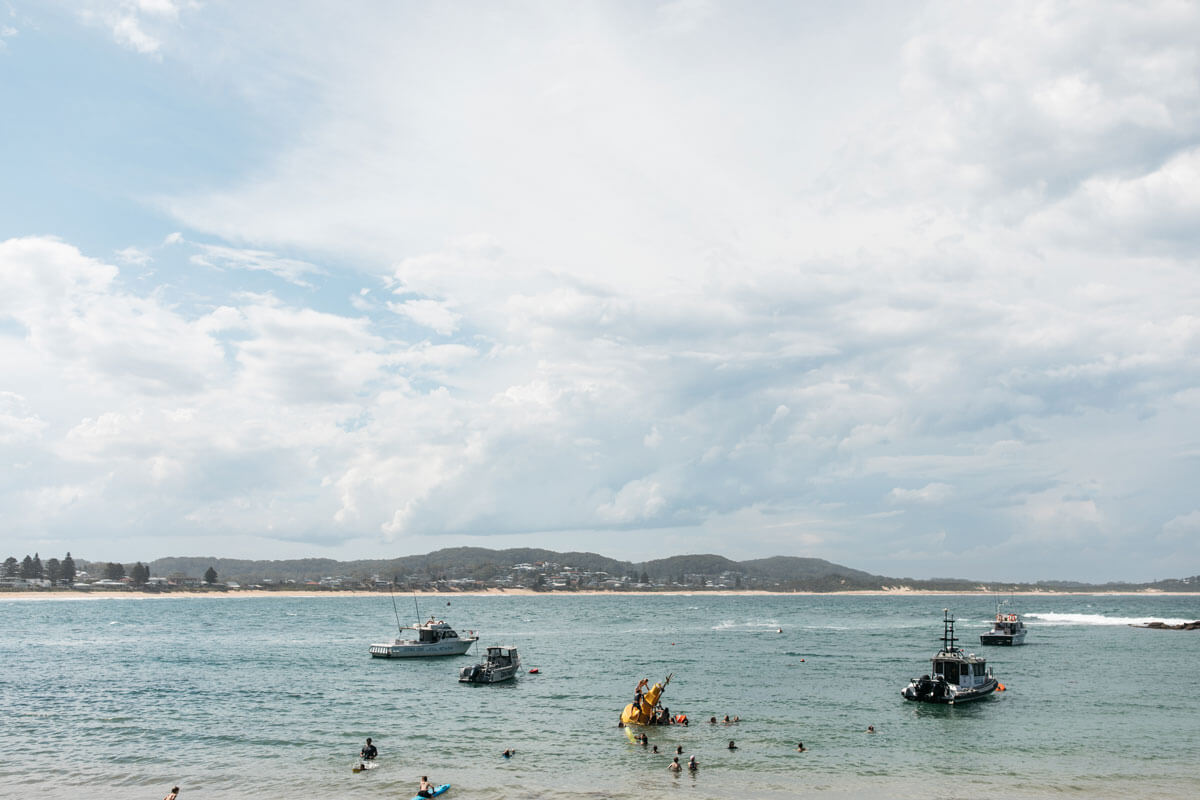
[902,678,998,705]
[369,638,477,658]
[458,666,518,683]
[980,632,1025,646]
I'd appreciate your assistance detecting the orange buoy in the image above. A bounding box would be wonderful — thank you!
[529,668,540,674]
[996,682,1006,691]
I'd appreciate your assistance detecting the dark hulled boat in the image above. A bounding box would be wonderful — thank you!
[902,610,1000,705]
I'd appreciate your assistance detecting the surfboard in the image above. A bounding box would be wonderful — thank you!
[409,783,450,799]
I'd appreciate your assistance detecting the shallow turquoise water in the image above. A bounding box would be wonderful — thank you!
[1,593,1197,799]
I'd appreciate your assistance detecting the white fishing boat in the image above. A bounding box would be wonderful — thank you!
[459,645,520,683]
[980,599,1027,646]
[369,617,478,658]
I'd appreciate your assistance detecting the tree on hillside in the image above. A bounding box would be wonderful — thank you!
[3,557,17,577]
[46,558,61,585]
[104,562,125,581]
[203,566,218,585]
[32,553,43,579]
[61,553,76,584]
[21,555,34,578]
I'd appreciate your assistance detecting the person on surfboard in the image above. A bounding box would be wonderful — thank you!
[417,776,436,798]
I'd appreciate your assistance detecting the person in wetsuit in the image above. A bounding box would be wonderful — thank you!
[360,738,377,760]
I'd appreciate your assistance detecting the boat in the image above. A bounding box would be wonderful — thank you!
[620,673,672,724]
[902,610,1000,704]
[459,645,520,683]
[980,599,1027,645]
[370,617,478,658]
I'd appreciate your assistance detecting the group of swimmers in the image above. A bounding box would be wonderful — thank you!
[355,737,440,797]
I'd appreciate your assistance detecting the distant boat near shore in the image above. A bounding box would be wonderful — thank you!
[981,598,1027,645]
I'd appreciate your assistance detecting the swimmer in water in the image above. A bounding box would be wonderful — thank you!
[728,740,737,750]
[688,755,699,772]
[502,749,515,758]
[866,725,876,734]
[796,742,807,752]
[417,777,436,798]
[668,757,681,772]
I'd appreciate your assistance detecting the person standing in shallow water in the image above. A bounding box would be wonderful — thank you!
[668,757,681,772]
[163,788,179,800]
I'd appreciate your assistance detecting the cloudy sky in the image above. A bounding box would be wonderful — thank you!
[2,1,1198,582]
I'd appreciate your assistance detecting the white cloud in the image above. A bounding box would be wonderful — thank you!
[114,245,151,266]
[387,298,461,336]
[190,243,324,287]
[889,483,953,505]
[5,2,1200,581]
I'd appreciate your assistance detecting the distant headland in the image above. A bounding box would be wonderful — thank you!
[2,547,1196,595]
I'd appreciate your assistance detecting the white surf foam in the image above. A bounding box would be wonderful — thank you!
[1025,612,1194,627]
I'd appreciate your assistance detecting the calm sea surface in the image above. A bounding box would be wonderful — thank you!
[2,593,1198,799]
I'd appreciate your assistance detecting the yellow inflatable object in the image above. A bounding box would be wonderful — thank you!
[621,673,672,725]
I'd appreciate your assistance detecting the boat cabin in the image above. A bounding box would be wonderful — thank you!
[485,646,517,666]
[931,653,991,689]
[414,620,461,643]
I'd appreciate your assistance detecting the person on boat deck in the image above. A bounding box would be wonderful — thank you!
[688,755,699,772]
[417,776,436,798]
[360,738,377,760]
[668,757,681,772]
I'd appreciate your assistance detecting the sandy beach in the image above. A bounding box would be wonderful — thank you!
[2,587,1196,601]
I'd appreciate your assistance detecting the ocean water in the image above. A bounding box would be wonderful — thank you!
[1,593,1198,799]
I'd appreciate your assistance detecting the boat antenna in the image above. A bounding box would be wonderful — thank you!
[413,590,421,626]
[941,608,959,653]
[389,576,403,637]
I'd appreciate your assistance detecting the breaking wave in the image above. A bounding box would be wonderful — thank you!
[1025,612,1194,627]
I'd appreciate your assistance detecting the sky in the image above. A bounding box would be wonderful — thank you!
[1,0,1199,582]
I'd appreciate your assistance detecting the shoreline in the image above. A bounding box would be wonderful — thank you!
[2,587,1198,601]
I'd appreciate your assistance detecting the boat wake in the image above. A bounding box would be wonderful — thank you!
[1025,612,1194,627]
